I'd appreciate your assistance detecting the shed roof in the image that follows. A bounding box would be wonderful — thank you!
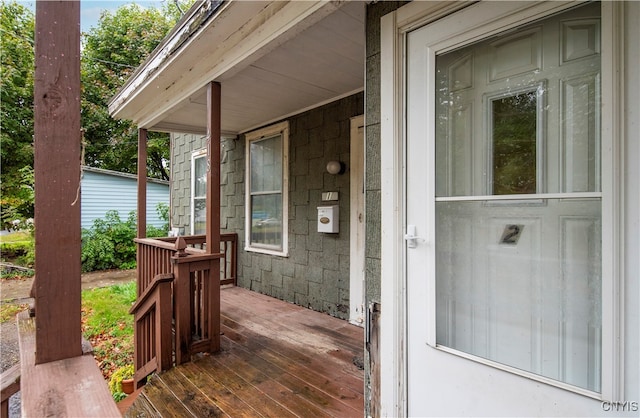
[82,166,169,186]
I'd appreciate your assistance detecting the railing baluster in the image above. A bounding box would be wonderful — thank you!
[131,234,236,385]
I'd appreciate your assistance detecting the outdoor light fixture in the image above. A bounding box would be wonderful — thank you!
[326,160,345,175]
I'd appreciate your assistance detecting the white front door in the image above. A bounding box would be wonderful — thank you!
[405,2,609,415]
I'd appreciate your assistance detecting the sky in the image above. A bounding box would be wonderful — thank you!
[20,0,165,33]
[80,0,164,32]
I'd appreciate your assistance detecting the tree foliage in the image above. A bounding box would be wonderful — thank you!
[0,1,35,221]
[81,3,187,181]
[1,1,193,223]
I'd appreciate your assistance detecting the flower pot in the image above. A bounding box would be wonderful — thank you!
[121,378,134,395]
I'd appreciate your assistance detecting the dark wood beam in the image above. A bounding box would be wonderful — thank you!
[138,128,148,238]
[206,82,221,254]
[33,0,82,363]
[206,81,221,353]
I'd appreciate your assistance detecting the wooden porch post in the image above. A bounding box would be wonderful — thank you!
[137,128,148,239]
[33,0,82,363]
[206,81,221,352]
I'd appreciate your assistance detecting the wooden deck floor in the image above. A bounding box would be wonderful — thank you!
[125,286,365,417]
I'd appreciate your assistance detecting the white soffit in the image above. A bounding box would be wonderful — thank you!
[109,1,365,135]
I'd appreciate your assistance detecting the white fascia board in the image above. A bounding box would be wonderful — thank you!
[109,1,339,130]
[108,0,228,117]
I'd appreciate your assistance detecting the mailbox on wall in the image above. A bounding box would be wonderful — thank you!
[317,205,339,233]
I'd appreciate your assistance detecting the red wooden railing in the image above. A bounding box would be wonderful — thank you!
[129,233,237,389]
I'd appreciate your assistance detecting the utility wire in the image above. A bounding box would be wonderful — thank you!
[87,57,137,69]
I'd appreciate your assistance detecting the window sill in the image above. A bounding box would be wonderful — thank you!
[244,246,289,258]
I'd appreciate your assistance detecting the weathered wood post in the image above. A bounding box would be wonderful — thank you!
[33,0,82,363]
[137,128,148,240]
[206,81,221,352]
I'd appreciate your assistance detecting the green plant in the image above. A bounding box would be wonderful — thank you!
[0,241,30,259]
[0,230,34,267]
[1,268,34,280]
[146,202,170,238]
[108,364,134,395]
[82,281,136,383]
[156,201,169,229]
[81,206,169,272]
[81,210,136,272]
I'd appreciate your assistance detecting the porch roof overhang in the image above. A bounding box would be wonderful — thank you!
[108,0,365,136]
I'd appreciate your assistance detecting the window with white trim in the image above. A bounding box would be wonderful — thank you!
[191,149,207,235]
[245,122,289,256]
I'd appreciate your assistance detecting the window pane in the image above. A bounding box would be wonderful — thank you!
[250,194,282,247]
[433,3,601,392]
[436,198,602,391]
[250,135,282,193]
[194,155,207,198]
[193,198,206,235]
[435,5,600,197]
[492,91,537,195]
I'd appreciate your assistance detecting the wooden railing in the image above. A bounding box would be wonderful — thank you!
[130,233,238,389]
[1,364,20,418]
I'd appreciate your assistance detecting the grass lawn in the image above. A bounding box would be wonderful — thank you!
[82,281,136,381]
[0,303,28,322]
[0,231,31,244]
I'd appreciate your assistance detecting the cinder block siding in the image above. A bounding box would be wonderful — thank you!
[170,93,363,320]
[169,134,207,233]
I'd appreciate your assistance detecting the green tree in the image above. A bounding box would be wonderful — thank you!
[0,1,35,222]
[1,1,193,225]
[81,3,185,181]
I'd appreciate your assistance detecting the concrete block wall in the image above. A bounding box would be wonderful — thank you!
[170,93,363,320]
[238,93,363,320]
[169,133,207,233]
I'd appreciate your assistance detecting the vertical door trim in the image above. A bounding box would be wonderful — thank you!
[350,115,366,327]
[380,10,407,418]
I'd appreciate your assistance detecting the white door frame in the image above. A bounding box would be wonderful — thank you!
[379,1,628,415]
[350,115,365,326]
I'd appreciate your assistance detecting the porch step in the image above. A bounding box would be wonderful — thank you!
[122,379,161,418]
[124,368,224,417]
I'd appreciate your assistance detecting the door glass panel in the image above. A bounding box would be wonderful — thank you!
[491,91,537,195]
[434,3,602,392]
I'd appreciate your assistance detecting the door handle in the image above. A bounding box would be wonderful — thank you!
[404,225,426,248]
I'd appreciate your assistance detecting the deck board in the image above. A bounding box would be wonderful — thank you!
[126,287,364,417]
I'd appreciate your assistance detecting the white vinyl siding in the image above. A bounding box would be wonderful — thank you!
[80,167,169,230]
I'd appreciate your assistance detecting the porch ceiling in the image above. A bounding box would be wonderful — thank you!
[109,1,365,136]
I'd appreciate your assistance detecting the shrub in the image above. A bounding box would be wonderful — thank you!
[81,204,169,272]
[0,241,30,259]
[0,230,34,267]
[81,210,136,272]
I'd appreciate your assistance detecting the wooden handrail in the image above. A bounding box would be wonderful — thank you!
[134,237,177,251]
[1,364,20,418]
[131,232,238,385]
[128,273,174,315]
[129,273,173,389]
[136,233,236,248]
